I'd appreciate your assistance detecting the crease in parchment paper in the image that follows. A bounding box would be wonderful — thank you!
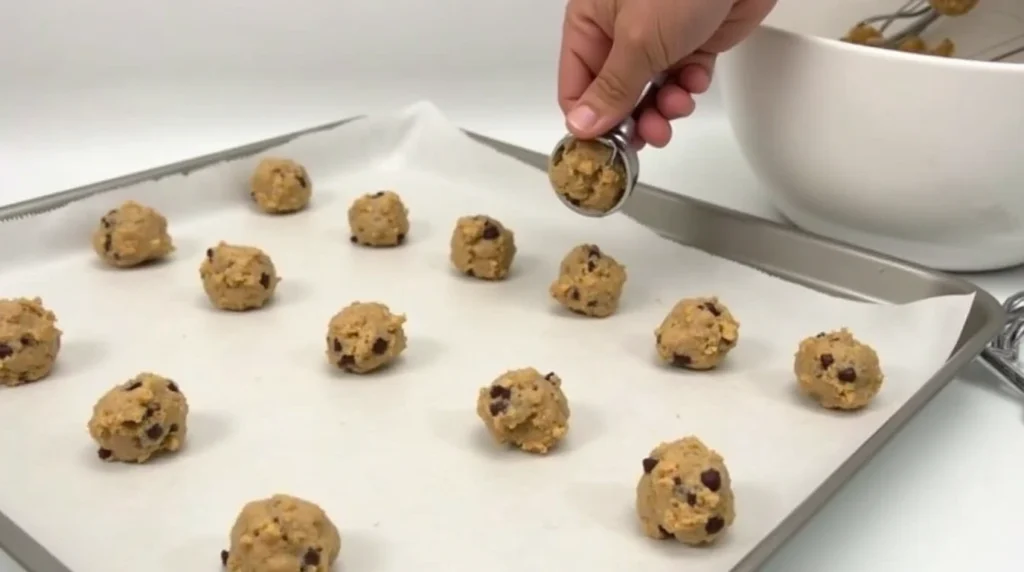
[0,100,975,572]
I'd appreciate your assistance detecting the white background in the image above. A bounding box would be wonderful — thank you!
[2,0,1024,571]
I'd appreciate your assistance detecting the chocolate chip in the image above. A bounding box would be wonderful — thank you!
[657,526,672,538]
[259,273,271,288]
[819,353,834,369]
[146,425,164,440]
[371,191,385,198]
[97,448,112,460]
[338,354,355,367]
[296,175,308,188]
[587,246,601,257]
[220,549,229,566]
[19,335,34,346]
[481,222,500,240]
[101,218,111,228]
[372,338,388,354]
[489,385,511,399]
[686,493,698,506]
[656,333,662,345]
[303,548,320,566]
[837,367,857,383]
[169,424,178,433]
[587,260,596,272]
[544,372,556,381]
[568,197,581,207]
[206,248,213,260]
[586,300,597,307]
[0,344,12,359]
[332,339,342,352]
[705,516,725,534]
[700,469,721,492]
[816,332,826,338]
[167,381,179,393]
[569,288,579,301]
[466,268,475,277]
[702,303,721,316]
[642,457,658,473]
[124,381,142,391]
[143,406,156,420]
[489,400,507,416]
[103,234,112,252]
[396,233,405,244]
[350,236,358,244]
[672,354,692,367]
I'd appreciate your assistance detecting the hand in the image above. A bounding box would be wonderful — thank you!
[557,0,776,149]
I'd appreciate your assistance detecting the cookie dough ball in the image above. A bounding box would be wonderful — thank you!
[655,297,739,370]
[549,244,627,317]
[549,139,627,213]
[200,242,281,311]
[326,301,407,374]
[476,368,570,454]
[223,494,341,572]
[88,373,188,463]
[348,190,409,247]
[795,328,884,410]
[636,436,736,546]
[0,297,62,387]
[450,215,517,280]
[250,158,312,214]
[91,200,174,268]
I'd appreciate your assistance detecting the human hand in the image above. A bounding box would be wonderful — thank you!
[557,0,776,149]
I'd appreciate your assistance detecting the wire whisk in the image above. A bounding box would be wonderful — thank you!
[842,0,1024,61]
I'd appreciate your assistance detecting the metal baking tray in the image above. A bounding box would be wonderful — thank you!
[0,118,1006,572]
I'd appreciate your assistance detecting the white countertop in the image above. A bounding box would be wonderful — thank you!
[2,78,1023,572]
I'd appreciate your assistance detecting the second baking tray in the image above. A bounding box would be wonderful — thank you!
[0,112,1006,572]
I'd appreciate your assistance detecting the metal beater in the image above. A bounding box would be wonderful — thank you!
[549,74,664,218]
[853,0,1024,61]
[981,292,1024,397]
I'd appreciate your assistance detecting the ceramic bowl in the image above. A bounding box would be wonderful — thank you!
[719,0,1024,271]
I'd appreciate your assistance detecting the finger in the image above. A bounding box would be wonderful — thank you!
[570,38,653,139]
[557,0,613,115]
[655,84,696,119]
[636,108,672,148]
[674,51,717,94]
[630,134,646,151]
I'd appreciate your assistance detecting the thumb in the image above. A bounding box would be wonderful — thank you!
[566,38,653,139]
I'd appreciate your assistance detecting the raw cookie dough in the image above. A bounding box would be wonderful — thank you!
[655,297,739,370]
[476,367,570,454]
[549,243,627,317]
[200,242,281,311]
[91,200,174,268]
[636,436,736,546]
[250,157,312,214]
[548,139,627,213]
[929,0,977,16]
[0,297,62,387]
[348,190,410,247]
[326,301,407,373]
[88,372,188,463]
[449,215,517,280]
[794,328,884,410]
[222,494,341,572]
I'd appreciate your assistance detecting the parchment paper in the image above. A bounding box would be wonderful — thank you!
[0,102,974,572]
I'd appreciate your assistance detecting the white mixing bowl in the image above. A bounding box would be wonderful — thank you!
[719,0,1024,271]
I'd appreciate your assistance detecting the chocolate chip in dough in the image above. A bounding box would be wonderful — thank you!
[700,469,722,492]
[396,233,405,244]
[837,367,857,383]
[371,191,385,198]
[672,354,692,367]
[206,248,214,260]
[702,303,721,316]
[489,385,511,399]
[481,222,500,240]
[296,174,308,188]
[371,338,388,354]
[642,457,658,473]
[465,268,475,277]
[569,288,580,301]
[819,353,834,369]
[259,273,271,289]
[145,424,164,440]
[124,380,142,391]
[167,380,179,393]
[587,245,601,257]
[587,260,596,272]
[169,424,179,433]
[220,550,229,566]
[657,526,672,539]
[544,372,556,381]
[97,448,112,460]
[350,236,358,244]
[338,354,355,368]
[488,400,508,416]
[568,197,581,207]
[332,339,342,352]
[103,234,112,252]
[0,344,12,359]
[705,516,725,534]
[19,335,34,346]
[303,547,321,566]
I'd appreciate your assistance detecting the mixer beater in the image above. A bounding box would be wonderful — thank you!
[842,0,1024,61]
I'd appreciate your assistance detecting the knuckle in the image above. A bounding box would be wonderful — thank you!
[592,71,634,105]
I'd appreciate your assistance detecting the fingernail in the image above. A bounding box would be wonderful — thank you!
[567,105,597,132]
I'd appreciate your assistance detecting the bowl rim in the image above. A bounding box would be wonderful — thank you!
[756,23,1024,74]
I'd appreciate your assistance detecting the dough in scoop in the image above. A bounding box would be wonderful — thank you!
[548,139,627,213]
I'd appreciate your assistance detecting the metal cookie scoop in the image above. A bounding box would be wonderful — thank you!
[549,75,664,217]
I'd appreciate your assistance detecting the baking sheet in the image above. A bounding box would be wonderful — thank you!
[0,101,974,572]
